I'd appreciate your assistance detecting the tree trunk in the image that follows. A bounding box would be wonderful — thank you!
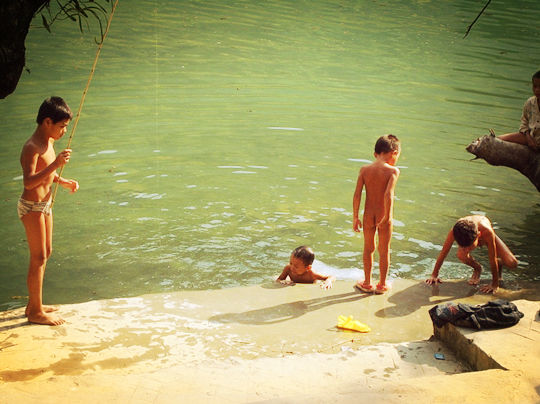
[0,0,48,99]
[466,133,540,192]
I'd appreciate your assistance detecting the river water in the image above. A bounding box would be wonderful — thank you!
[1,0,539,310]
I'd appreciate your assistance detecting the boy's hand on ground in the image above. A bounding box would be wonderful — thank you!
[320,277,334,290]
[479,283,498,294]
[425,276,442,285]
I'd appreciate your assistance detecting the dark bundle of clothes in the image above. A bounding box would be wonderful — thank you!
[429,299,524,330]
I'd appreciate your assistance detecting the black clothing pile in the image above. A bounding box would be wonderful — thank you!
[429,299,524,330]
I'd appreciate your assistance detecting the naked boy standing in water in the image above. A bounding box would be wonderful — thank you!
[352,134,401,294]
[19,97,79,325]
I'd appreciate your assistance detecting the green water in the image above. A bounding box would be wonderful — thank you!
[1,0,539,311]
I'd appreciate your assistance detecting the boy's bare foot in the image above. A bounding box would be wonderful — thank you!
[355,282,374,293]
[27,311,65,326]
[468,268,482,285]
[375,283,389,294]
[25,305,58,317]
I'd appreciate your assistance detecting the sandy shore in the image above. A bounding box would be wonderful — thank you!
[0,279,538,403]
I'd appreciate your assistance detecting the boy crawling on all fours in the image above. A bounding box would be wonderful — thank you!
[425,215,518,294]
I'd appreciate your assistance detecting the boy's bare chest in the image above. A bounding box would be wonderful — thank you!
[36,144,55,170]
[290,270,315,283]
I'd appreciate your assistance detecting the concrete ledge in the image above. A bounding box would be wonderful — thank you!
[434,322,505,371]
[434,300,539,373]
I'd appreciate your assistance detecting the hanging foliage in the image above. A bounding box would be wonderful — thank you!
[0,0,113,99]
[37,0,114,44]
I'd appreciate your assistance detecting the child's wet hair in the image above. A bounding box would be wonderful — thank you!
[453,219,478,247]
[533,70,540,80]
[36,96,73,124]
[291,245,315,267]
[374,134,400,154]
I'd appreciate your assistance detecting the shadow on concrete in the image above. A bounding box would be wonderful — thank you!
[375,280,478,319]
[0,311,29,332]
[209,290,370,325]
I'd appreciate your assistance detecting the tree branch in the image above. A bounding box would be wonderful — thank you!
[466,133,540,192]
[464,0,492,38]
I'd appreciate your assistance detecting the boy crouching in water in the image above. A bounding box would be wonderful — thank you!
[353,134,401,294]
[425,215,518,294]
[19,96,79,325]
[277,246,335,289]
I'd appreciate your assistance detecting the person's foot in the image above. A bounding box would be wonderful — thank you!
[355,282,374,293]
[375,283,389,294]
[468,268,482,285]
[27,311,65,326]
[25,305,58,317]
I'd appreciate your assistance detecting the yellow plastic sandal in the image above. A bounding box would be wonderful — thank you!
[337,315,371,333]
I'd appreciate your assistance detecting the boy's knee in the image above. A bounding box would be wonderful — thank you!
[30,251,48,266]
[507,256,518,269]
[363,243,376,255]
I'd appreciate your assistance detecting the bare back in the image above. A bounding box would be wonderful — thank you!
[360,161,399,227]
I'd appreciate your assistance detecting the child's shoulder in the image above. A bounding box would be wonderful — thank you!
[21,136,38,154]
[383,163,400,175]
[360,161,399,176]
[477,216,494,230]
[23,135,49,155]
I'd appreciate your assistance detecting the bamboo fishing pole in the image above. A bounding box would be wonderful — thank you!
[51,0,119,208]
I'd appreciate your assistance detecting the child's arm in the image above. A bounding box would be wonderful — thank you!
[21,146,71,191]
[352,169,364,232]
[378,167,400,225]
[313,273,335,289]
[54,174,79,193]
[426,230,454,285]
[523,130,537,150]
[479,231,499,294]
[519,102,537,150]
[276,265,291,283]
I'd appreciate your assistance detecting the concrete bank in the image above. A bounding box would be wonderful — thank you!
[0,279,538,403]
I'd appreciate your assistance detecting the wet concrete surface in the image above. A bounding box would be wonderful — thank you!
[0,279,538,403]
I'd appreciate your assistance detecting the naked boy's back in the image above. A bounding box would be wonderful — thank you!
[360,161,399,227]
[353,134,401,294]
